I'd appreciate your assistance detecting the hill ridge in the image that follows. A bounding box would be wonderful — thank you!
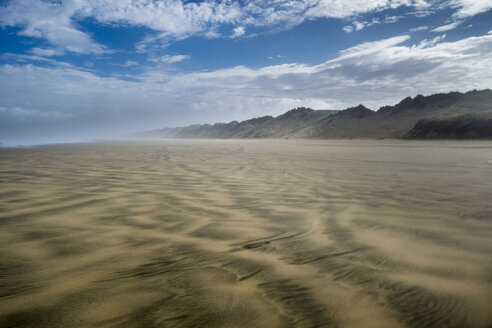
[138,89,492,139]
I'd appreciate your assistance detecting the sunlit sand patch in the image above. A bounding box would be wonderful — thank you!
[0,140,491,328]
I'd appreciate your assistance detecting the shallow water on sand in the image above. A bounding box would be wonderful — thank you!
[1,139,491,328]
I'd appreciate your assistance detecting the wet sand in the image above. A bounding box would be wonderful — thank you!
[0,139,491,328]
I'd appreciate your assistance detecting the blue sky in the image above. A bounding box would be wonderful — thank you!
[0,0,491,144]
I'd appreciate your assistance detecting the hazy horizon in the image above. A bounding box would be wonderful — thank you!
[1,0,492,144]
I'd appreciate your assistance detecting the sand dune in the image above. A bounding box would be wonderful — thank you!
[1,139,491,327]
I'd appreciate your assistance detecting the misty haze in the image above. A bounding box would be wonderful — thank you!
[1,1,492,328]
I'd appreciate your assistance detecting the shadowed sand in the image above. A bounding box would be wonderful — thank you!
[0,139,491,328]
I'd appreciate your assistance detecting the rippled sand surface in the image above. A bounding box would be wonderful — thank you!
[1,139,491,328]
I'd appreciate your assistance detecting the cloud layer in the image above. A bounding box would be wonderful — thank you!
[1,31,491,143]
[2,0,490,55]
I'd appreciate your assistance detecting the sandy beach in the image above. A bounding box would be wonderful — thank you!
[0,139,491,328]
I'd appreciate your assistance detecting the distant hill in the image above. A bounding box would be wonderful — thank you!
[137,89,492,139]
[404,114,492,139]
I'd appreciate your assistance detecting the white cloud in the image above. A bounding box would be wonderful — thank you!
[1,0,490,54]
[0,52,73,67]
[337,35,411,58]
[0,106,71,120]
[341,14,405,33]
[416,34,446,48]
[343,25,354,33]
[409,25,429,32]
[30,47,65,57]
[431,21,461,32]
[88,0,243,38]
[0,0,107,55]
[232,26,245,38]
[149,54,190,64]
[385,15,404,23]
[0,0,438,54]
[354,22,366,31]
[123,60,138,67]
[304,0,427,19]
[447,0,492,18]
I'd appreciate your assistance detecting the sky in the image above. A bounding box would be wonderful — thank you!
[0,0,491,144]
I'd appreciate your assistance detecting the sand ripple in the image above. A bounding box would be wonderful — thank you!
[1,140,491,327]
